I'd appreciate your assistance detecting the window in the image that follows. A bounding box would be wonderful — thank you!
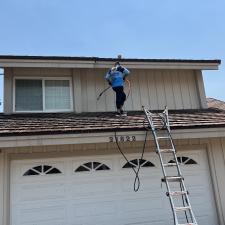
[122,159,155,168]
[14,78,72,112]
[15,79,43,111]
[45,80,71,110]
[168,156,197,165]
[75,162,111,172]
[23,165,62,176]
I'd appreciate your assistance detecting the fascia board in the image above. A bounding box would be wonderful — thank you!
[0,59,220,70]
[1,127,225,148]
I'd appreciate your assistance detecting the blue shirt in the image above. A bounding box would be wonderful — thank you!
[105,66,130,88]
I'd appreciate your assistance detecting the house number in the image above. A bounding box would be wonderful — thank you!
[108,136,136,142]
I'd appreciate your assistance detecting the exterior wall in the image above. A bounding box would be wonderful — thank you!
[207,138,225,225]
[0,150,3,225]
[4,67,206,114]
[3,68,73,114]
[76,68,204,112]
[0,137,225,225]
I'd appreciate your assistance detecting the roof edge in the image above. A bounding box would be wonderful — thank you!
[1,127,225,148]
[0,55,221,70]
[0,55,221,63]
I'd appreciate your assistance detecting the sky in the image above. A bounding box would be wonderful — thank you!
[0,0,225,112]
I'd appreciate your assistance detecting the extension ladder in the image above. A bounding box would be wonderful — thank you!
[143,106,198,225]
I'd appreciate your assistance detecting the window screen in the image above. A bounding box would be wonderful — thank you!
[15,79,43,111]
[45,80,71,110]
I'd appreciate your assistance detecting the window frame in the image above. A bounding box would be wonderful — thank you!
[13,76,74,113]
[74,161,111,173]
[23,164,62,176]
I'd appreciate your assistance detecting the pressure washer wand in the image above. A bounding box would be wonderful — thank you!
[97,86,111,101]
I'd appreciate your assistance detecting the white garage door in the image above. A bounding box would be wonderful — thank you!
[11,150,218,225]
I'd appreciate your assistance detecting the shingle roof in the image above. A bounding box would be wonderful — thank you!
[1,108,225,137]
[207,98,225,111]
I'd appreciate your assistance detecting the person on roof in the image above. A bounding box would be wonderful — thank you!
[105,62,130,116]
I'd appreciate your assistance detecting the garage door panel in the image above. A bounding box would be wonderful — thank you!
[13,182,66,202]
[119,173,162,193]
[124,218,166,225]
[69,178,117,198]
[121,197,164,213]
[19,220,65,225]
[70,204,119,225]
[197,215,218,225]
[72,201,117,217]
[11,150,218,225]
[122,213,167,225]
[14,205,66,225]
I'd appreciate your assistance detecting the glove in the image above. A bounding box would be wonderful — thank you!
[117,66,124,73]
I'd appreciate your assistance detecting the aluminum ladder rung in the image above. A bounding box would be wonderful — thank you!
[159,148,175,153]
[169,191,188,196]
[161,176,184,182]
[157,136,170,139]
[163,163,177,167]
[175,206,191,212]
[150,114,160,118]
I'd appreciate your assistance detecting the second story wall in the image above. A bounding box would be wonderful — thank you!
[4,67,207,114]
[75,68,206,112]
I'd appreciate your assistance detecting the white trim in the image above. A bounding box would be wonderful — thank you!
[12,77,15,113]
[0,59,220,70]
[0,127,225,148]
[42,79,45,111]
[13,76,74,113]
[195,70,207,108]
[69,78,74,111]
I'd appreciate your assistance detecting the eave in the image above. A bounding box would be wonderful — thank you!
[0,55,221,70]
[0,127,225,148]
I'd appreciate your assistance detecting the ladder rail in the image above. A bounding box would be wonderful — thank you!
[161,109,197,224]
[143,107,179,224]
[142,106,198,225]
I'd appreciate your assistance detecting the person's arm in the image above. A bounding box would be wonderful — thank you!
[105,70,112,86]
[119,67,130,80]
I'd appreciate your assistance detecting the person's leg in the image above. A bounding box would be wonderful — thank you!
[120,87,126,110]
[112,87,121,113]
[113,87,126,113]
